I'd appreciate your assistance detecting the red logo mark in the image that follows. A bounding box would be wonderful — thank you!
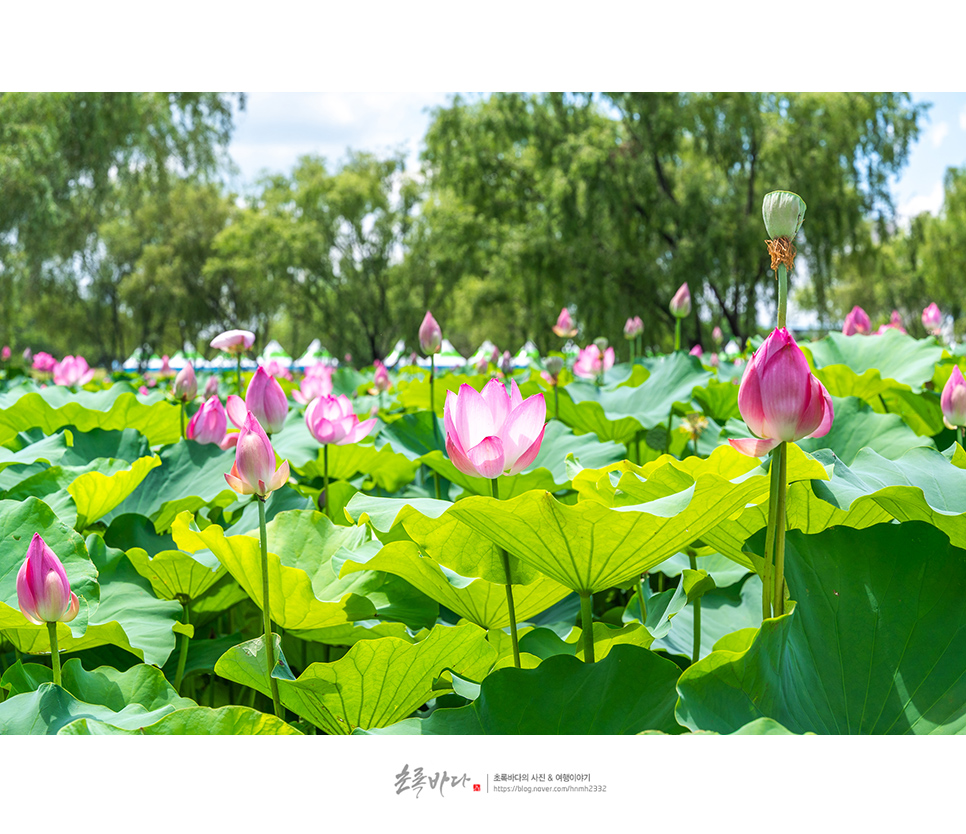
[473,784,481,792]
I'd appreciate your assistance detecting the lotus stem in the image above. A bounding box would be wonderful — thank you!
[777,263,788,330]
[174,597,191,694]
[761,442,781,620]
[257,496,283,718]
[323,444,329,518]
[674,319,681,352]
[180,401,186,440]
[491,477,521,668]
[579,592,595,663]
[46,622,61,686]
[772,441,789,616]
[688,549,701,664]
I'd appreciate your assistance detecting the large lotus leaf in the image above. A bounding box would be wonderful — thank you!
[221,486,315,536]
[125,546,224,601]
[803,328,944,390]
[419,420,628,499]
[703,446,966,564]
[340,540,571,629]
[395,373,487,414]
[103,441,237,532]
[0,658,192,735]
[171,509,424,630]
[59,705,302,735]
[556,353,713,444]
[374,411,446,460]
[292,619,418,647]
[677,522,966,734]
[5,536,182,666]
[0,382,180,446]
[447,445,828,594]
[520,622,656,662]
[215,623,497,734]
[0,429,72,472]
[294,443,419,493]
[692,378,741,423]
[68,455,162,528]
[0,497,98,635]
[346,494,542,585]
[369,644,683,735]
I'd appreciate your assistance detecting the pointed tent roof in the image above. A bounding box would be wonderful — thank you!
[259,339,292,367]
[295,339,334,368]
[384,339,408,368]
[512,340,540,368]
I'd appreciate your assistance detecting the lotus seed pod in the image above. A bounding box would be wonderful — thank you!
[762,191,806,239]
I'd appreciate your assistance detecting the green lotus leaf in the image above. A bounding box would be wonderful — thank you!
[215,623,497,734]
[395,373,486,414]
[340,540,571,629]
[346,494,541,585]
[520,622,655,661]
[0,382,180,447]
[0,497,98,636]
[368,644,683,735]
[677,522,966,734]
[294,443,419,494]
[68,454,162,528]
[58,705,303,735]
[5,535,181,666]
[126,546,224,601]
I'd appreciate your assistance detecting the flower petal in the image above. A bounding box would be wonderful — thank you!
[729,437,782,457]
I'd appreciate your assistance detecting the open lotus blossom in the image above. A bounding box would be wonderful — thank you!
[941,365,966,429]
[370,360,391,394]
[922,302,942,335]
[225,412,290,498]
[552,307,578,338]
[227,366,289,434]
[875,310,906,335]
[670,283,691,318]
[729,327,834,457]
[623,316,643,339]
[210,329,255,354]
[263,359,293,380]
[305,394,377,446]
[572,344,615,379]
[53,355,95,387]
[32,351,56,372]
[444,379,546,479]
[842,306,871,336]
[17,533,79,625]
[293,363,334,405]
[186,396,229,446]
[173,362,198,403]
[419,311,442,355]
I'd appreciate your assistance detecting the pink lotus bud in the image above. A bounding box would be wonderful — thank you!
[53,355,95,387]
[941,365,966,429]
[17,534,79,625]
[729,327,834,457]
[712,326,723,345]
[372,360,391,393]
[344,354,352,364]
[186,396,228,445]
[138,385,149,396]
[264,359,293,380]
[842,306,871,336]
[203,375,220,399]
[444,379,546,479]
[710,352,720,369]
[475,355,489,375]
[499,351,513,377]
[689,345,703,357]
[1,346,10,361]
[670,283,691,319]
[225,412,290,498]
[160,355,172,376]
[32,351,56,372]
[419,311,442,355]
[22,347,32,363]
[173,362,198,402]
[229,366,288,434]
[922,303,942,334]
[552,307,578,338]
[210,329,255,354]
[623,316,643,339]
[572,344,615,379]
[305,394,377,446]
[293,364,334,405]
[490,346,500,363]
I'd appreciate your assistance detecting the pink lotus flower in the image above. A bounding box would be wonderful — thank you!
[17,534,79,625]
[712,326,724,345]
[53,355,95,387]
[689,344,703,357]
[623,316,643,339]
[263,359,293,380]
[138,385,149,396]
[159,355,173,377]
[475,355,489,375]
[670,283,691,318]
[293,363,334,405]
[941,365,966,429]
[552,307,578,338]
[203,376,219,399]
[572,344,615,379]
[444,379,546,479]
[173,362,198,403]
[419,311,442,355]
[842,306,871,336]
[32,351,57,373]
[499,351,513,377]
[227,366,289,434]
[729,327,834,457]
[186,396,228,445]
[922,302,942,335]
[305,394,377,446]
[225,412,290,498]
[874,310,906,335]
[710,353,720,369]
[1,346,10,361]
[370,360,391,394]
[210,329,255,354]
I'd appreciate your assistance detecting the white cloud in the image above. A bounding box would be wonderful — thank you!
[960,105,966,131]
[897,180,945,222]
[931,121,949,147]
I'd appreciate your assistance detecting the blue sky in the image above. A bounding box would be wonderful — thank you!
[226,92,966,223]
